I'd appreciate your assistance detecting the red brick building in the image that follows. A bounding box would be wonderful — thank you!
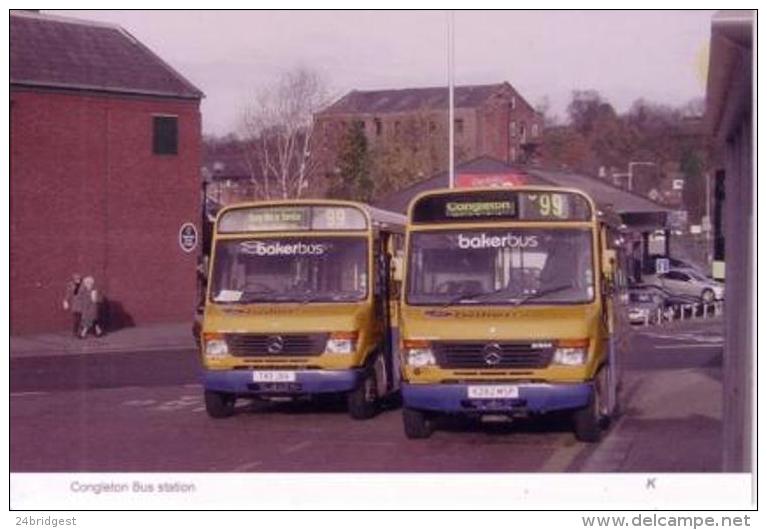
[315,82,543,165]
[10,12,204,334]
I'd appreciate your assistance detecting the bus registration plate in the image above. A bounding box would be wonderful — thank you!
[467,385,519,399]
[252,371,296,383]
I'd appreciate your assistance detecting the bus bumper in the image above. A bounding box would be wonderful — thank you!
[401,382,592,414]
[203,369,363,395]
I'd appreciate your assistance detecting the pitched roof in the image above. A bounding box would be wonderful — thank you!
[376,156,669,229]
[376,157,537,213]
[319,83,516,115]
[10,11,203,99]
[202,140,255,182]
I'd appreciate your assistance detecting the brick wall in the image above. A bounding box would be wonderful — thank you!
[10,88,202,334]
[476,87,543,163]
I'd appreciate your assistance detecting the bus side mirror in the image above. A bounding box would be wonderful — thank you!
[391,255,404,282]
[602,249,616,277]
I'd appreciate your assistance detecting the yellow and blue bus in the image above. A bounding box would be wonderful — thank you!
[397,186,628,441]
[201,199,405,420]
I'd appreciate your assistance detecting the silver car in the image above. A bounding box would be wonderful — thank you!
[649,269,724,303]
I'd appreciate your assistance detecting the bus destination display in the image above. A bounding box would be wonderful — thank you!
[218,205,368,232]
[412,190,592,223]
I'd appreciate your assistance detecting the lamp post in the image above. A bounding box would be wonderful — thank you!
[447,10,455,188]
[613,161,656,192]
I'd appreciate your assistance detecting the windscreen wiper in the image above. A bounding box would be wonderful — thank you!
[513,283,575,306]
[439,286,522,309]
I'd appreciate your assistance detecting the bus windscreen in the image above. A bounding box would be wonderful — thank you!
[407,227,594,306]
[411,190,592,224]
[210,236,368,303]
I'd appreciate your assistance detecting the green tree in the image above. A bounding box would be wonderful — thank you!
[327,121,373,202]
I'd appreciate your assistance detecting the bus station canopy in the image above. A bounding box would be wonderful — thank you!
[376,156,670,231]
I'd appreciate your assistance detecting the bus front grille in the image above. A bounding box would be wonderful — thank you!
[226,333,328,357]
[434,341,553,369]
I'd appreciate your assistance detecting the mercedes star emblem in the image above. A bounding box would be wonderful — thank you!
[482,343,503,366]
[266,335,285,354]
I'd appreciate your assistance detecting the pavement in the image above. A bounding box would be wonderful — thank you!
[9,321,197,358]
[576,317,724,472]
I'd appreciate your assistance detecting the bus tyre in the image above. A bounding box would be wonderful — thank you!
[403,408,433,439]
[204,390,235,419]
[573,396,602,443]
[573,371,607,443]
[347,374,378,420]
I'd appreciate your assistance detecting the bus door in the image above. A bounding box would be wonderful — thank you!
[600,224,621,416]
[374,231,404,394]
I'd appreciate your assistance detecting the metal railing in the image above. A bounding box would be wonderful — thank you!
[636,301,724,326]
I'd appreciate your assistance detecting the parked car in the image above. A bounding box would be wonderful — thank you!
[647,269,725,303]
[627,288,665,325]
[628,284,706,323]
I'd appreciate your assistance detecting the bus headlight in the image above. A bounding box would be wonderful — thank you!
[325,332,358,354]
[552,339,589,366]
[404,340,436,367]
[204,333,229,358]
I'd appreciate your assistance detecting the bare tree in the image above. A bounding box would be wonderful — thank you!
[240,68,331,199]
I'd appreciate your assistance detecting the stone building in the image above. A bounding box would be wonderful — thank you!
[312,82,543,196]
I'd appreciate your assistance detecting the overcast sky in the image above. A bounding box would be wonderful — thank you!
[52,10,715,136]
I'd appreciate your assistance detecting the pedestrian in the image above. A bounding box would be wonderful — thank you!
[76,276,104,339]
[62,273,83,336]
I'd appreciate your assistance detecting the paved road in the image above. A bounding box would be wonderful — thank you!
[10,320,723,473]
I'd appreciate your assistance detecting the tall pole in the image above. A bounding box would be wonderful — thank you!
[705,170,712,266]
[448,10,455,188]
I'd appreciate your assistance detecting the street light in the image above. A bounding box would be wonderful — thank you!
[612,161,656,192]
[447,10,455,188]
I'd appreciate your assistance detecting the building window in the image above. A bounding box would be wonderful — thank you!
[153,116,178,155]
[520,123,527,142]
[454,118,464,135]
[511,96,516,110]
[509,120,517,137]
[374,118,383,136]
[510,146,517,162]
[532,123,540,138]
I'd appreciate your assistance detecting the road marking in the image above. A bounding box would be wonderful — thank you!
[192,406,205,412]
[539,436,585,472]
[637,331,723,343]
[123,399,157,407]
[281,440,312,455]
[654,344,723,350]
[10,391,48,397]
[156,395,202,411]
[232,461,263,472]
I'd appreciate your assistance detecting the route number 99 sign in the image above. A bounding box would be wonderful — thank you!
[411,189,593,224]
[526,192,570,219]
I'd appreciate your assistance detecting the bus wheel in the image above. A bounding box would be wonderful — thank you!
[347,373,378,420]
[572,370,607,443]
[403,408,433,439]
[205,390,235,419]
